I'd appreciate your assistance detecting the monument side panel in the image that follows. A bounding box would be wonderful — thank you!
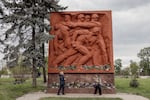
[48,11,115,94]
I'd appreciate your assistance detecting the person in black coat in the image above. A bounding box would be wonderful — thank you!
[57,71,65,95]
[94,81,102,95]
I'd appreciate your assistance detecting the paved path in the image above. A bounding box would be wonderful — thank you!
[16,92,149,100]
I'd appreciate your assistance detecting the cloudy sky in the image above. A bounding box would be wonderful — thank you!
[0,0,150,67]
[58,0,150,67]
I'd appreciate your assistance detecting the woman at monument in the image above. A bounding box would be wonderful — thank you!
[93,75,102,95]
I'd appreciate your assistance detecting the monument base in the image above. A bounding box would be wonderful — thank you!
[47,73,115,94]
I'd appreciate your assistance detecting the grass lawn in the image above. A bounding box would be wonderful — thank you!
[0,77,150,100]
[0,78,45,100]
[115,77,150,99]
[40,97,122,100]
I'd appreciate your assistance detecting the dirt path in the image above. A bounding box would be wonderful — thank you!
[16,92,149,100]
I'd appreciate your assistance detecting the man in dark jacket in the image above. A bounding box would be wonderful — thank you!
[94,81,102,95]
[57,71,65,95]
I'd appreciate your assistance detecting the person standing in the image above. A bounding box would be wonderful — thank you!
[57,71,65,95]
[94,81,102,95]
[93,75,102,95]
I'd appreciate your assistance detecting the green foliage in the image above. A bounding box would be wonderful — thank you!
[0,78,45,100]
[10,65,31,82]
[0,0,66,87]
[114,59,122,75]
[115,78,150,99]
[0,0,66,68]
[10,66,31,75]
[137,47,150,75]
[40,97,122,100]
[139,60,150,75]
[129,78,139,88]
[129,60,139,76]
[138,47,150,59]
[1,78,150,100]
[0,67,8,75]
[121,67,130,78]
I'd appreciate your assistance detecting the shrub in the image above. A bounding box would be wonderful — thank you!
[129,78,139,88]
[0,68,8,76]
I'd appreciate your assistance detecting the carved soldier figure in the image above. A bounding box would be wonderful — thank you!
[51,13,110,68]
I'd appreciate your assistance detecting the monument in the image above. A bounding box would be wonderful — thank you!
[48,11,115,94]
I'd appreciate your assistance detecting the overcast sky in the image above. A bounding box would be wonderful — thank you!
[0,0,150,68]
[58,0,150,67]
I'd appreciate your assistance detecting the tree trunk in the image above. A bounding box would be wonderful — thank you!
[32,26,37,88]
[40,0,47,83]
[41,43,47,83]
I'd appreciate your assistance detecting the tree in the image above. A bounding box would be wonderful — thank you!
[114,59,122,75]
[129,60,140,88]
[0,4,4,47]
[121,67,130,78]
[129,60,139,77]
[0,67,8,76]
[137,47,150,75]
[10,55,31,84]
[0,0,66,87]
[0,7,3,15]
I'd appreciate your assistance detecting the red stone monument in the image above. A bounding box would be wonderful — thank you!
[48,11,115,94]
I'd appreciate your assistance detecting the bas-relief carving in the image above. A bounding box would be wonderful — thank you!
[48,11,114,73]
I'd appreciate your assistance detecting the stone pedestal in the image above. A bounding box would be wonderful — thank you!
[47,73,115,94]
